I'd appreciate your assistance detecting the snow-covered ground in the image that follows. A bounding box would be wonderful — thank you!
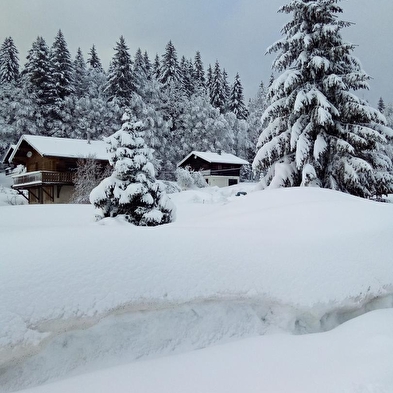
[1,176,393,392]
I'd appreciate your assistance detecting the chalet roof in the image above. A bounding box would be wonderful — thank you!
[177,151,249,167]
[9,135,110,162]
[1,144,16,164]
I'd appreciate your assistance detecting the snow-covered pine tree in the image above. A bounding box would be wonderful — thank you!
[210,61,226,113]
[378,97,385,114]
[105,36,135,107]
[0,37,19,85]
[229,73,248,120]
[180,56,194,98]
[206,64,213,95]
[193,51,206,92]
[50,30,74,101]
[90,112,175,226]
[134,47,149,98]
[159,41,181,89]
[143,51,152,80]
[73,48,87,98]
[153,54,161,81]
[247,82,269,164]
[22,36,54,106]
[222,69,231,113]
[87,45,103,71]
[253,0,393,197]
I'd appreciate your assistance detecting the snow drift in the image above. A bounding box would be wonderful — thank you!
[1,185,393,391]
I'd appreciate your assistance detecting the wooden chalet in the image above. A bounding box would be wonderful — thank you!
[178,151,248,187]
[5,135,109,204]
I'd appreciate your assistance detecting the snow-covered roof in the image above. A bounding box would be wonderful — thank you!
[1,144,16,164]
[177,151,249,167]
[9,135,110,162]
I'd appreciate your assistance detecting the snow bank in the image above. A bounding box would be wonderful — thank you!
[1,185,393,390]
[18,309,393,393]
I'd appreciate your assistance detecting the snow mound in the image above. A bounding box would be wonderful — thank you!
[1,185,393,391]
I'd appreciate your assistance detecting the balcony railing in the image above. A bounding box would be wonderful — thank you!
[12,171,74,187]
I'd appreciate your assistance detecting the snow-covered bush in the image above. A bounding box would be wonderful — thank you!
[90,112,175,226]
[70,156,111,204]
[176,166,207,190]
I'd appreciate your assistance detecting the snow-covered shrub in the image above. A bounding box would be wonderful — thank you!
[70,156,111,204]
[176,166,207,190]
[90,112,175,226]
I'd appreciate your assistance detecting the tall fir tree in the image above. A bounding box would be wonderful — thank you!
[247,82,269,164]
[180,56,194,98]
[222,69,231,112]
[210,61,226,113]
[134,47,149,97]
[0,37,19,85]
[193,51,206,92]
[378,97,385,114]
[50,30,74,101]
[105,36,135,107]
[87,45,103,71]
[73,47,87,98]
[153,54,161,81]
[159,41,181,89]
[229,73,248,120]
[90,111,175,225]
[253,0,393,197]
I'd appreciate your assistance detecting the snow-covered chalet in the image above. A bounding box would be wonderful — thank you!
[3,135,109,204]
[178,151,248,187]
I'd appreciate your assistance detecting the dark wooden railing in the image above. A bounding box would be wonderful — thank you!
[12,171,74,186]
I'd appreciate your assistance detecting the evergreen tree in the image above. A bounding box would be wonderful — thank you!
[87,44,103,71]
[193,51,206,92]
[378,97,385,114]
[90,111,175,226]
[0,37,19,84]
[134,48,149,97]
[222,69,231,112]
[159,41,181,88]
[73,47,87,98]
[105,36,135,107]
[49,30,74,100]
[253,0,393,197]
[22,36,54,106]
[143,51,152,80]
[229,73,248,120]
[180,56,194,98]
[153,54,161,81]
[247,82,269,163]
[206,64,213,96]
[210,61,226,113]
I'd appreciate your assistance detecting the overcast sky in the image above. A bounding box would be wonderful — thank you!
[0,0,392,106]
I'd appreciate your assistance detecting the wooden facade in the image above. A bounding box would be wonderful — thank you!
[178,151,248,187]
[7,136,108,204]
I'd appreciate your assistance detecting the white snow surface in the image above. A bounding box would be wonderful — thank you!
[18,309,393,393]
[1,182,393,391]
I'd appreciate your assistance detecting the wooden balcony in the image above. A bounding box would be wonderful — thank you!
[12,171,74,188]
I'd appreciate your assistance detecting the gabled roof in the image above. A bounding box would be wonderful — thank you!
[1,144,16,164]
[9,135,110,162]
[177,151,249,167]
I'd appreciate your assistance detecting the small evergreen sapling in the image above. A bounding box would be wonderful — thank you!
[90,112,175,226]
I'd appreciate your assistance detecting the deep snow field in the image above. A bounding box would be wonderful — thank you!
[1,174,393,392]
